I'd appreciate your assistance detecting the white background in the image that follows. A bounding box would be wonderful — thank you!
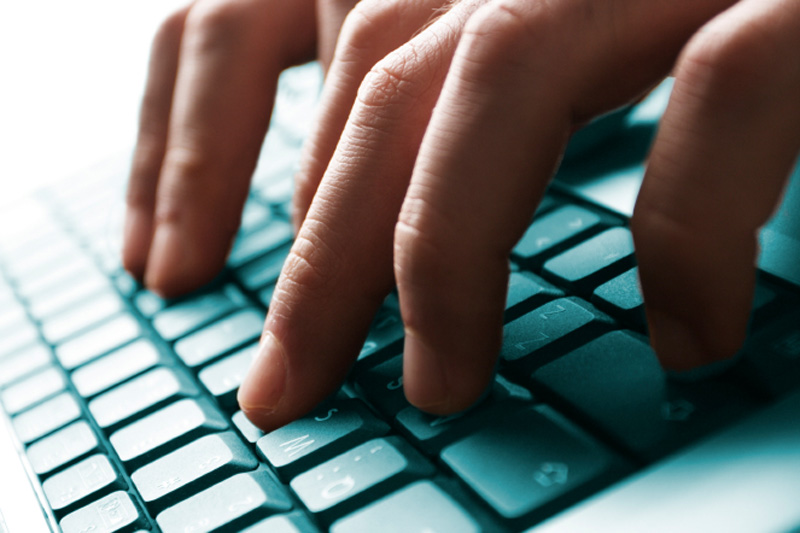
[0,1,186,204]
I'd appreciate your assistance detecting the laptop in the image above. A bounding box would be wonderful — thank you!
[2,59,800,533]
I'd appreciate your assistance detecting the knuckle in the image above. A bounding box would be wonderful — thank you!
[279,220,345,300]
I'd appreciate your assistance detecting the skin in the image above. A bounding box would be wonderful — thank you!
[123,0,800,431]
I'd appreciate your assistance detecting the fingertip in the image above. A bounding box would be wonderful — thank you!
[121,207,152,281]
[647,307,742,372]
[143,222,222,298]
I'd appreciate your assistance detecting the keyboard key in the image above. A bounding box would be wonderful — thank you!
[396,386,521,454]
[199,344,256,410]
[241,512,320,533]
[331,481,480,533]
[228,221,293,268]
[131,431,257,512]
[27,272,110,320]
[257,398,390,482]
[353,356,410,417]
[736,309,800,398]
[291,436,435,523]
[175,309,265,369]
[72,340,163,398]
[501,297,611,372]
[0,320,39,359]
[110,398,227,468]
[543,227,635,293]
[0,342,51,388]
[133,290,166,318]
[27,421,100,476]
[532,331,758,460]
[13,392,81,444]
[1,366,65,415]
[89,367,198,430]
[43,454,124,514]
[358,302,405,363]
[40,290,125,344]
[156,468,293,533]
[505,271,564,323]
[60,491,143,533]
[56,315,141,370]
[16,255,97,300]
[441,406,624,523]
[235,243,291,291]
[512,206,603,265]
[591,267,645,328]
[152,285,245,341]
[233,411,266,444]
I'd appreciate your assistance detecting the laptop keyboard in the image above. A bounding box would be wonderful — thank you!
[1,64,799,533]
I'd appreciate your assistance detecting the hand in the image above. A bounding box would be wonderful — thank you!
[125,0,800,433]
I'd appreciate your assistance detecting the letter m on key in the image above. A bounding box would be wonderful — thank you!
[280,434,315,458]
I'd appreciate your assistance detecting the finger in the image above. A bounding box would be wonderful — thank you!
[633,0,800,370]
[238,1,484,431]
[143,0,317,297]
[394,0,741,412]
[293,0,450,231]
[315,0,358,71]
[123,4,192,280]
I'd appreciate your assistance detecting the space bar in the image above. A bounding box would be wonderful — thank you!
[530,390,800,533]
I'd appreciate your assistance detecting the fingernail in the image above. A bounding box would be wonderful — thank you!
[403,329,450,412]
[648,310,706,372]
[238,332,287,415]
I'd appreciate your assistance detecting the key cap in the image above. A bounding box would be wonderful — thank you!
[156,468,293,533]
[235,243,291,291]
[736,309,800,398]
[395,386,522,454]
[13,392,81,444]
[133,290,166,318]
[175,309,265,369]
[60,491,143,533]
[199,344,256,410]
[0,300,28,334]
[1,366,65,415]
[110,398,228,469]
[228,221,293,268]
[331,481,480,533]
[0,342,51,387]
[257,398,390,482]
[0,320,38,359]
[89,367,198,430]
[16,255,97,300]
[591,267,645,329]
[56,314,141,370]
[72,340,163,398]
[291,436,435,523]
[40,290,125,344]
[43,454,124,514]
[353,356,410,417]
[26,272,110,320]
[27,421,100,476]
[512,206,603,266]
[358,302,404,363]
[131,431,257,512]
[241,512,320,533]
[505,271,564,323]
[531,390,800,533]
[239,200,272,235]
[532,331,758,461]
[543,227,635,294]
[152,285,245,341]
[441,406,624,524]
[501,297,611,372]
[233,411,266,444]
